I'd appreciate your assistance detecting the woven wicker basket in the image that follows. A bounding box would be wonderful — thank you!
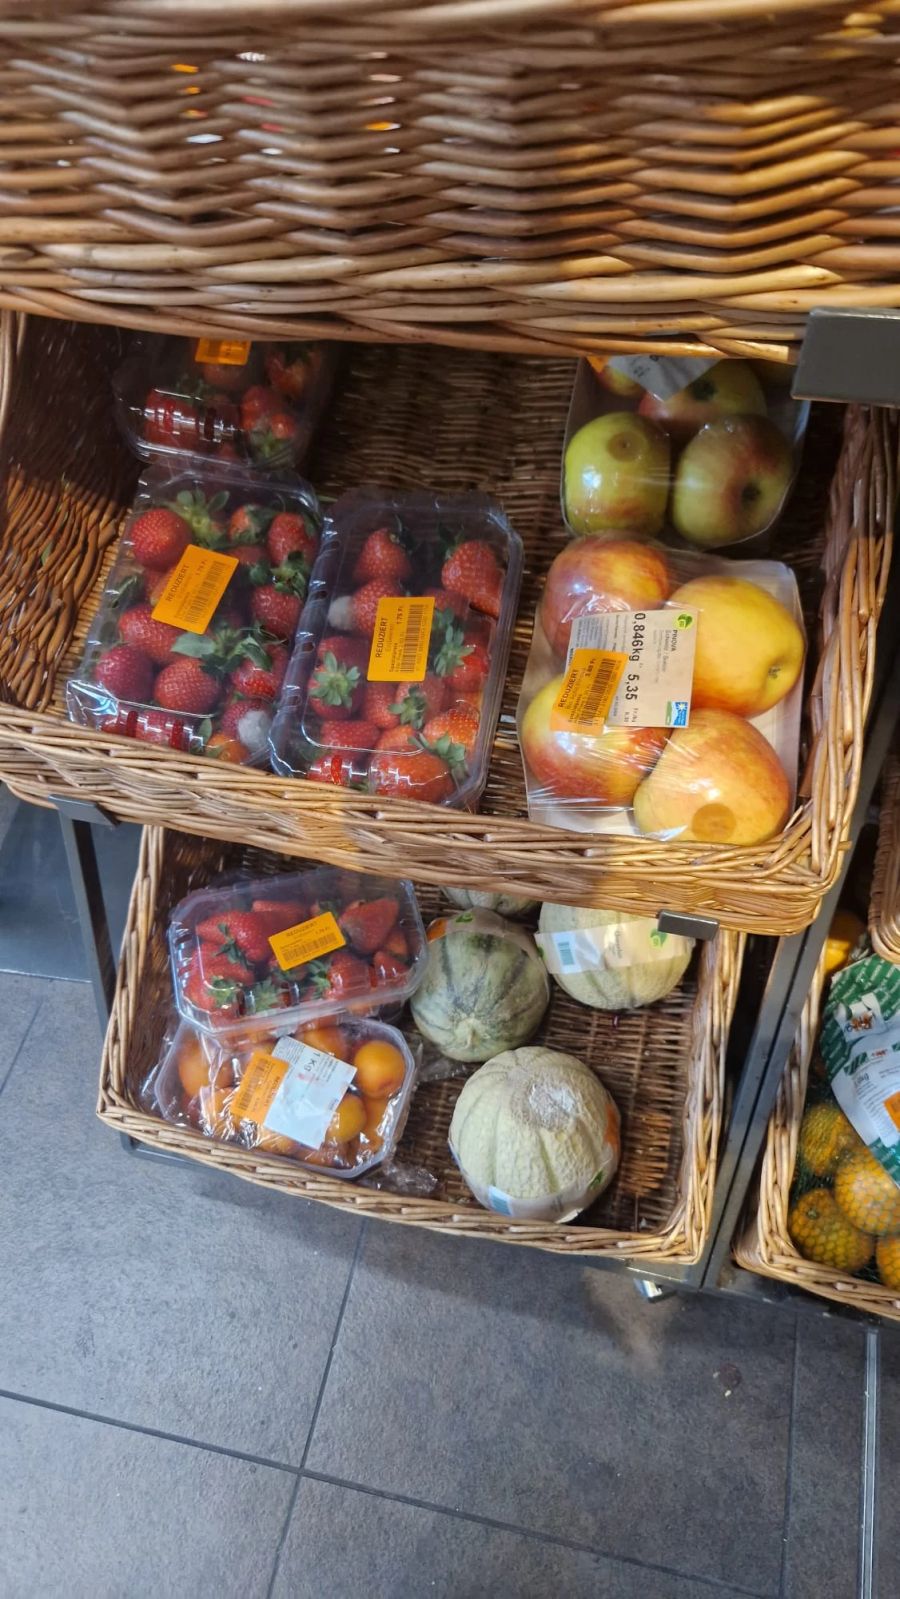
[0,315,894,935]
[734,952,900,1319]
[870,752,900,962]
[3,2,900,360]
[97,825,744,1262]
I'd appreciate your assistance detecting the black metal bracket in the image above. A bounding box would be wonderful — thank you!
[49,795,119,829]
[657,910,719,941]
[794,308,900,406]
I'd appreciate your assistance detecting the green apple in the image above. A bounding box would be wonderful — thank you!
[671,415,794,547]
[564,412,670,537]
[638,359,766,443]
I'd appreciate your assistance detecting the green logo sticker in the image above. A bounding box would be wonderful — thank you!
[649,929,668,947]
[676,613,694,629]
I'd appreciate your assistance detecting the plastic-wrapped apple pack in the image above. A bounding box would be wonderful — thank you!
[517,531,806,842]
[562,355,808,551]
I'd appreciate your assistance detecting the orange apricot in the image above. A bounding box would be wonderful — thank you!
[352,1039,406,1098]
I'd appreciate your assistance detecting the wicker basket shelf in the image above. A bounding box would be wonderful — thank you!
[0,315,894,934]
[2,2,900,359]
[98,825,744,1263]
[870,751,900,963]
[734,952,900,1321]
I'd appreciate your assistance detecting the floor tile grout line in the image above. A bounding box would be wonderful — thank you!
[299,1466,774,1599]
[264,1220,368,1599]
[0,1387,301,1477]
[0,997,44,1103]
[778,1316,801,1599]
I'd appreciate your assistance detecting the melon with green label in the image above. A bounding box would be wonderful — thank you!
[449,1046,620,1221]
[538,903,694,1010]
[445,886,538,919]
[410,909,550,1062]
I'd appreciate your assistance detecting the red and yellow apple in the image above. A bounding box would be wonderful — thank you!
[564,412,670,537]
[671,575,805,716]
[521,676,667,805]
[638,359,766,444]
[671,415,794,547]
[587,356,643,399]
[539,537,673,657]
[632,709,791,845]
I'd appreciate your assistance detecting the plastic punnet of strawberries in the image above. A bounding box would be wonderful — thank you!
[66,466,322,765]
[168,866,428,1039]
[113,336,332,472]
[270,490,524,806]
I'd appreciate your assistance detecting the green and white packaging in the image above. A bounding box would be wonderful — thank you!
[820,955,900,1185]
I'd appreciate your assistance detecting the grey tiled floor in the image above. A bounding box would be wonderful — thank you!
[0,968,894,1598]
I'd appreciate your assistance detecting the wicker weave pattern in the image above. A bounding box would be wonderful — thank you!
[2,3,900,357]
[97,825,744,1261]
[735,953,900,1319]
[0,319,894,934]
[870,752,900,963]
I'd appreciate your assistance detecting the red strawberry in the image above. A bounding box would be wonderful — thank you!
[129,508,191,571]
[321,950,372,998]
[229,637,288,701]
[228,503,273,545]
[317,719,379,751]
[392,674,445,728]
[197,360,246,393]
[119,604,182,666]
[145,567,176,607]
[182,948,252,1016]
[352,527,412,586]
[196,910,271,965]
[362,682,401,730]
[423,704,480,751]
[265,344,322,402]
[424,586,467,619]
[434,622,490,693]
[250,406,300,467]
[267,511,319,568]
[134,708,195,751]
[306,751,361,787]
[240,385,277,430]
[383,925,409,959]
[375,725,419,752]
[93,645,154,702]
[143,388,202,451]
[339,896,400,955]
[441,540,504,619]
[250,585,302,640]
[251,897,307,937]
[167,488,228,545]
[230,542,268,569]
[368,748,455,803]
[372,949,409,984]
[220,695,272,756]
[308,637,369,719]
[154,657,221,714]
[328,579,403,636]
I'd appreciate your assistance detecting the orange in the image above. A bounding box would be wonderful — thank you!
[823,909,864,977]
[295,1023,351,1061]
[360,1095,390,1153]
[788,1188,874,1271]
[834,1148,900,1236]
[876,1234,900,1289]
[255,1127,300,1157]
[304,1142,350,1169]
[352,1039,406,1098]
[326,1091,366,1145]
[177,1036,212,1099]
[798,1102,863,1178]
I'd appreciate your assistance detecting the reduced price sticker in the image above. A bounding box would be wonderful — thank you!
[194,337,251,366]
[151,544,238,635]
[550,648,627,733]
[268,910,345,971]
[367,595,435,683]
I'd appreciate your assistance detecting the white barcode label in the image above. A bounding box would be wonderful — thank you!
[536,921,694,976]
[605,353,719,401]
[568,609,696,729]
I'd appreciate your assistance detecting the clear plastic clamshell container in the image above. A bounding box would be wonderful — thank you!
[270,488,523,808]
[66,460,321,764]
[168,864,427,1041]
[142,1013,417,1179]
[114,334,336,473]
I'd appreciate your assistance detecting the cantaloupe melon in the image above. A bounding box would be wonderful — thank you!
[537,903,693,1010]
[410,909,549,1062]
[445,886,538,918]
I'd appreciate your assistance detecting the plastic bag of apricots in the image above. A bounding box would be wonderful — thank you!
[142,1014,418,1179]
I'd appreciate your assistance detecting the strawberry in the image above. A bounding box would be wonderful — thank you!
[228,503,273,544]
[129,508,191,571]
[196,910,271,965]
[375,725,419,751]
[382,925,409,959]
[312,950,372,1000]
[372,949,409,984]
[328,579,403,636]
[240,385,277,430]
[93,645,154,703]
[265,344,321,402]
[143,387,202,451]
[433,622,490,693]
[308,636,369,719]
[352,527,412,586]
[206,732,248,763]
[250,585,302,640]
[182,948,252,1015]
[424,586,467,619]
[368,748,455,803]
[442,540,504,619]
[230,542,268,569]
[220,695,272,756]
[317,719,379,751]
[363,681,401,729]
[267,511,319,568]
[249,406,300,467]
[423,704,480,751]
[229,635,288,701]
[251,897,307,937]
[145,567,176,607]
[134,708,195,751]
[391,674,445,728]
[154,657,221,714]
[119,604,182,666]
[306,751,361,787]
[197,360,246,393]
[167,488,228,545]
[339,896,400,955]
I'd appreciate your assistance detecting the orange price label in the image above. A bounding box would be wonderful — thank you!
[551,648,627,733]
[367,595,435,683]
[885,1090,900,1132]
[268,910,345,972]
[194,337,251,366]
[151,545,238,635]
[229,1050,290,1125]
